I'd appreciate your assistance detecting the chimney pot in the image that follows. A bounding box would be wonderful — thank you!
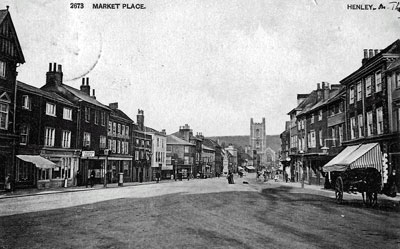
[92,89,95,96]
[368,49,374,58]
[86,77,89,85]
[48,63,52,72]
[53,63,56,72]
[317,83,321,89]
[374,49,379,56]
[82,78,85,85]
[364,49,368,58]
[58,65,62,72]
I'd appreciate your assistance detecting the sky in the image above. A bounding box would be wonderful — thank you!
[3,0,399,136]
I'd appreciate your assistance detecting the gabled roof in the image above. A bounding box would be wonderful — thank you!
[167,134,194,146]
[304,86,344,114]
[0,9,25,63]
[386,58,400,72]
[62,84,110,110]
[18,81,74,106]
[144,126,167,136]
[295,91,318,116]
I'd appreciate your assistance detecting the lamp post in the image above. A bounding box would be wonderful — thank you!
[104,148,109,188]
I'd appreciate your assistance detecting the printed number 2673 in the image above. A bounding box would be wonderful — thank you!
[70,3,84,8]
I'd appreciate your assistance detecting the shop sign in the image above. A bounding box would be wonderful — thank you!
[82,151,95,158]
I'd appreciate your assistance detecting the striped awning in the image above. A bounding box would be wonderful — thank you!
[17,155,56,169]
[322,143,382,173]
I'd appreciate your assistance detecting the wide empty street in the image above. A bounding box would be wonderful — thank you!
[0,174,399,249]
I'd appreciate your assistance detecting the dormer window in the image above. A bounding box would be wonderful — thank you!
[0,61,5,78]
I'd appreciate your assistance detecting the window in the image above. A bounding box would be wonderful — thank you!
[117,140,121,154]
[141,140,144,146]
[94,110,99,125]
[318,110,322,121]
[125,126,129,137]
[310,130,316,148]
[397,72,400,88]
[339,102,344,113]
[62,130,71,148]
[108,121,112,134]
[0,61,5,77]
[319,129,323,147]
[117,124,121,135]
[100,136,106,149]
[20,125,29,145]
[122,125,125,137]
[310,114,314,124]
[0,102,9,130]
[338,125,343,145]
[358,114,364,138]
[83,132,91,147]
[85,107,90,122]
[184,146,190,153]
[366,76,372,96]
[357,82,362,101]
[136,138,139,145]
[375,71,382,92]
[184,156,189,165]
[108,139,112,151]
[113,122,116,134]
[22,95,31,110]
[101,112,106,126]
[350,117,356,139]
[46,102,56,116]
[376,107,383,135]
[349,86,355,104]
[135,151,139,160]
[45,127,55,147]
[112,140,116,153]
[367,111,373,136]
[63,108,72,120]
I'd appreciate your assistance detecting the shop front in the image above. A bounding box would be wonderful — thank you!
[15,155,56,189]
[106,156,133,184]
[161,164,173,180]
[79,151,106,186]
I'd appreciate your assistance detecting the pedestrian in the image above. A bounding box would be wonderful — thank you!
[90,170,96,187]
[139,171,143,183]
[5,174,12,192]
[156,171,160,183]
[230,172,235,184]
[227,171,231,184]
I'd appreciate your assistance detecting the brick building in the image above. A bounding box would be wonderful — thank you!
[107,102,134,184]
[166,134,195,179]
[41,64,111,186]
[132,110,152,182]
[16,81,79,189]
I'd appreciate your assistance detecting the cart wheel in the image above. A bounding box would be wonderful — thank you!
[335,176,343,204]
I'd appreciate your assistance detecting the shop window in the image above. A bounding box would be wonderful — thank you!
[38,169,49,180]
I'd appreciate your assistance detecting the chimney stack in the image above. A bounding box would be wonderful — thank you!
[137,109,144,131]
[323,82,330,100]
[80,77,91,95]
[109,102,118,110]
[45,62,63,87]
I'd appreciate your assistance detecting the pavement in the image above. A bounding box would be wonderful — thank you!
[0,178,180,199]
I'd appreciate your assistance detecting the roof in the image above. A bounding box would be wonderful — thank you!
[171,131,202,141]
[167,135,194,146]
[17,81,74,106]
[144,126,167,136]
[341,39,400,84]
[304,86,344,114]
[0,9,25,63]
[295,91,318,116]
[110,108,134,123]
[62,84,110,110]
[202,144,215,152]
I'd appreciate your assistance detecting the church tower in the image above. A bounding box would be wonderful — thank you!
[249,118,266,157]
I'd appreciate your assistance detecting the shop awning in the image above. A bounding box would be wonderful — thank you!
[17,155,56,169]
[322,143,382,173]
[245,166,256,170]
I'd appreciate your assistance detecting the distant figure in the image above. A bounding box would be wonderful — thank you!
[90,170,96,187]
[156,171,161,183]
[227,171,234,184]
[5,174,11,192]
[139,171,143,183]
[274,174,279,182]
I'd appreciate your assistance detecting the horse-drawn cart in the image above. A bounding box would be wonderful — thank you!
[322,143,386,206]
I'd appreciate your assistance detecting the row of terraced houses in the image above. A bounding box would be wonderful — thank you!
[0,8,232,190]
[279,40,400,195]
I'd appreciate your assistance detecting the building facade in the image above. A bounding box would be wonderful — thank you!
[132,110,152,182]
[0,8,25,189]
